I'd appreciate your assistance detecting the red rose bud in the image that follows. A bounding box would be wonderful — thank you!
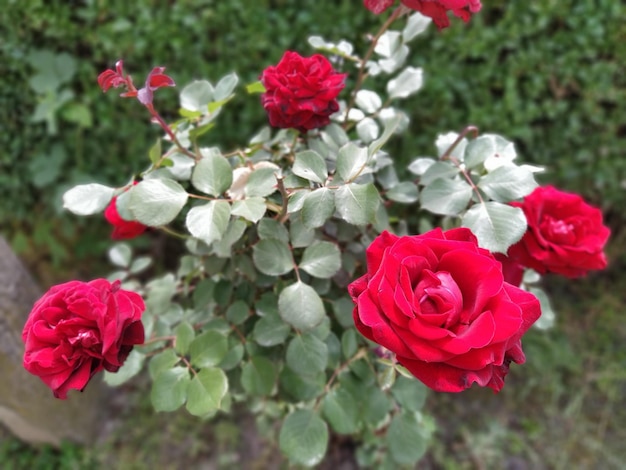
[104,190,147,240]
[348,228,541,393]
[22,279,145,399]
[507,186,610,278]
[364,0,482,30]
[260,51,347,132]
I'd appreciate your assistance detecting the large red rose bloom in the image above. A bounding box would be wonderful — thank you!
[348,228,541,393]
[507,186,610,278]
[22,279,145,399]
[260,51,346,132]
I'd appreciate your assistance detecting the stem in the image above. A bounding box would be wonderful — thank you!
[441,125,484,204]
[314,348,368,411]
[275,175,290,224]
[142,335,175,346]
[180,355,198,378]
[158,225,189,239]
[343,6,406,127]
[146,104,198,160]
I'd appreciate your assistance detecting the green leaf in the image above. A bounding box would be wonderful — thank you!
[257,218,289,242]
[213,72,239,101]
[387,411,429,465]
[104,350,144,386]
[478,164,538,202]
[420,178,472,216]
[302,188,336,229]
[225,300,249,325]
[62,183,114,216]
[290,218,316,248]
[299,241,341,278]
[279,410,329,467]
[180,80,213,112]
[128,178,188,226]
[252,238,293,276]
[241,356,277,396]
[355,89,382,114]
[189,330,228,368]
[322,388,359,434]
[150,366,190,412]
[278,282,325,331]
[407,157,436,176]
[419,161,458,186]
[245,167,279,197]
[391,376,428,412]
[386,181,419,204]
[462,202,527,253]
[230,197,266,223]
[334,183,380,226]
[174,321,195,355]
[387,66,424,99]
[280,368,326,401]
[464,135,495,169]
[148,138,162,165]
[148,349,181,380]
[108,243,132,268]
[219,343,245,370]
[341,329,358,359]
[186,200,231,245]
[246,80,266,94]
[293,150,328,184]
[253,315,290,347]
[213,218,247,257]
[186,368,228,416]
[191,152,233,197]
[130,256,152,274]
[336,142,368,182]
[286,333,328,376]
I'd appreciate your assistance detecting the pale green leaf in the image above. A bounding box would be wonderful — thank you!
[302,188,335,229]
[108,243,132,268]
[462,202,527,253]
[185,200,231,245]
[104,350,145,386]
[299,241,341,278]
[189,330,228,368]
[252,238,293,276]
[387,66,424,99]
[322,388,359,434]
[386,181,419,204]
[286,333,328,376]
[230,197,266,223]
[150,366,190,412]
[191,152,233,196]
[420,178,472,216]
[387,411,429,465]
[278,282,325,331]
[180,80,213,111]
[62,183,114,215]
[334,183,380,226]
[293,150,328,184]
[478,164,538,202]
[241,356,277,396]
[128,179,188,226]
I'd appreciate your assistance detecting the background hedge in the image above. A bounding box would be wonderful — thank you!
[2,0,624,267]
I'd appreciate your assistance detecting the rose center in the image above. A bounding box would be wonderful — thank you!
[414,270,463,328]
[68,329,99,349]
[543,217,576,245]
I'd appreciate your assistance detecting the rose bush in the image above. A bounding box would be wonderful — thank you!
[259,50,347,131]
[364,0,482,29]
[349,228,541,392]
[22,279,145,399]
[507,186,610,278]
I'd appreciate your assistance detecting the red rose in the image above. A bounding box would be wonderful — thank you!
[260,51,347,132]
[104,190,147,240]
[348,228,541,393]
[507,186,610,278]
[363,0,482,30]
[22,279,145,399]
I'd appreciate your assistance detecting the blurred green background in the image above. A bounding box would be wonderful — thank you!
[1,0,624,468]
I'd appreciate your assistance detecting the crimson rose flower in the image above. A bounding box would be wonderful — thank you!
[22,279,145,399]
[104,194,147,240]
[363,0,482,29]
[507,186,610,278]
[260,51,347,132]
[348,228,541,393]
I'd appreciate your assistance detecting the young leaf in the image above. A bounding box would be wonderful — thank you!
[213,72,239,101]
[279,410,329,467]
[180,80,213,112]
